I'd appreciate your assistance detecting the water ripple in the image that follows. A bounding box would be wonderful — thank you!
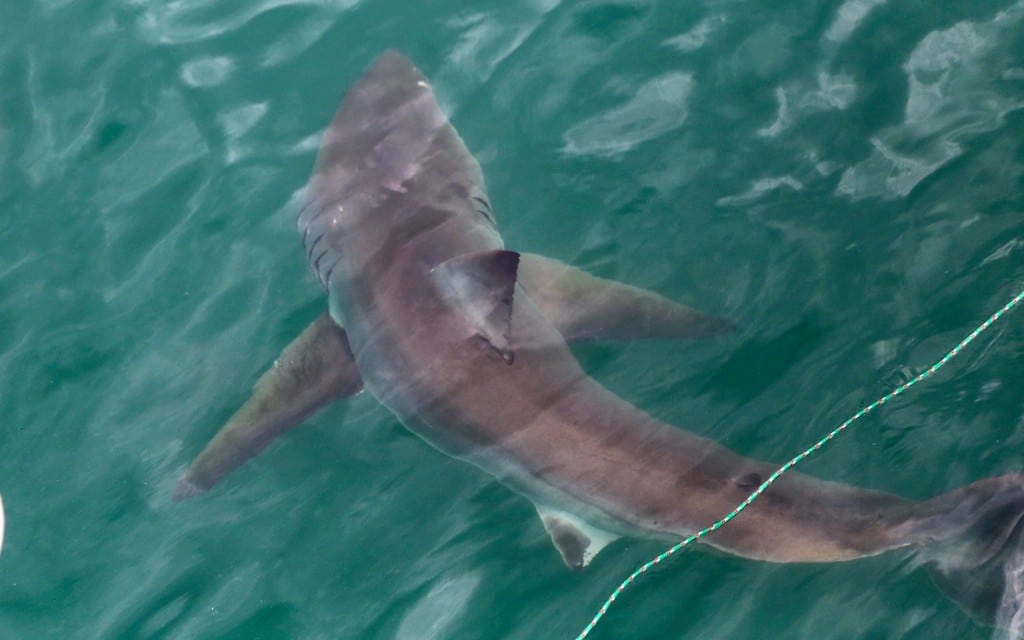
[94,88,207,208]
[444,4,558,86]
[180,56,235,88]
[824,0,888,46]
[838,1,1024,200]
[395,572,482,640]
[561,72,693,157]
[661,16,724,52]
[136,0,361,45]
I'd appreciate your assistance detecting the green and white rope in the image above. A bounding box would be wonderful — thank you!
[575,287,1024,640]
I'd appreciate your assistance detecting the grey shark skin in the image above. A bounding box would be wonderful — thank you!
[179,51,1024,632]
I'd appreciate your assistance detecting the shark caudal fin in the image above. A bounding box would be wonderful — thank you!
[901,474,1024,637]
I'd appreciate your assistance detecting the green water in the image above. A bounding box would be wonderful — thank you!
[2,0,1022,638]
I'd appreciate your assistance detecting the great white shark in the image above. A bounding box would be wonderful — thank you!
[178,51,1024,632]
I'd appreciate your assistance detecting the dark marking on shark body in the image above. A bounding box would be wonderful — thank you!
[737,472,763,492]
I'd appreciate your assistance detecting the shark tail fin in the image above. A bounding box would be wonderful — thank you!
[904,474,1024,636]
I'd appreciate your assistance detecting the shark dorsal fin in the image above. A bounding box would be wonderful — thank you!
[536,505,619,569]
[432,250,520,364]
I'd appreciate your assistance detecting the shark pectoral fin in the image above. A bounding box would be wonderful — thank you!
[174,312,363,500]
[518,253,734,342]
[432,249,520,364]
[536,505,619,569]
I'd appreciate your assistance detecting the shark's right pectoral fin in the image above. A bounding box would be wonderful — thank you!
[174,312,363,500]
[536,505,620,569]
[518,254,734,342]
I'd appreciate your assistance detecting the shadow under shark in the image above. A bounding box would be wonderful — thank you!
[177,51,1024,635]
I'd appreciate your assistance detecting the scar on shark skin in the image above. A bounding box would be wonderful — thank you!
[177,50,1024,634]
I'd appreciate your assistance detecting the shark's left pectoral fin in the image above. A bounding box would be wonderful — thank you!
[174,312,363,500]
[518,254,734,342]
[536,505,620,569]
[432,249,520,364]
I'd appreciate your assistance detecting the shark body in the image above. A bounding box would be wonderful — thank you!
[178,51,1024,630]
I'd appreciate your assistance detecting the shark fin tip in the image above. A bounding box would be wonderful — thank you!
[172,477,206,502]
[536,505,619,569]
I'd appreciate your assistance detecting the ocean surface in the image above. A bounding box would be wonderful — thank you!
[1,0,1023,638]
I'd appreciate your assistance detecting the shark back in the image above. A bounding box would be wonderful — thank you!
[297,50,498,293]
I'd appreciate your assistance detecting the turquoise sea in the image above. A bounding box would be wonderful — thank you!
[2,0,1023,638]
